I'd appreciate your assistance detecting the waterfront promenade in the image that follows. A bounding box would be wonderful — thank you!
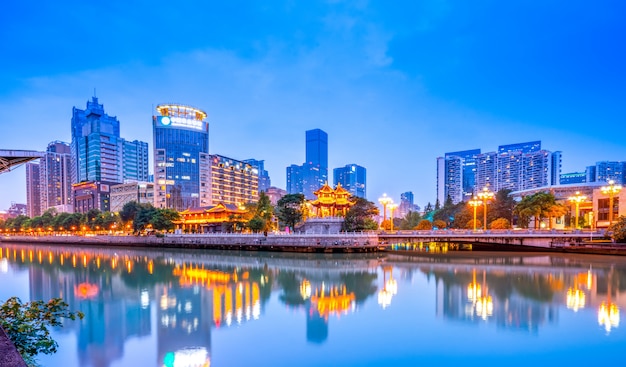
[0,232,380,253]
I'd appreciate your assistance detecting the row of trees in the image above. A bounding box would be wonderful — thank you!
[0,202,180,235]
[394,189,578,231]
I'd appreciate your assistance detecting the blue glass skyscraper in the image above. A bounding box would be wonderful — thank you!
[287,129,328,200]
[153,104,210,210]
[333,164,366,198]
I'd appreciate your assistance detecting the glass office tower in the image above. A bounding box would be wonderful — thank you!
[333,164,366,198]
[153,104,210,210]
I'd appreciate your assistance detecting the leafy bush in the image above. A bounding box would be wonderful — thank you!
[490,218,512,229]
[466,219,482,230]
[432,219,447,229]
[1,297,83,365]
[609,216,626,243]
[415,220,433,230]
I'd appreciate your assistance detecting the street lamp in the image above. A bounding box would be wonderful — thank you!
[477,187,494,231]
[601,180,622,225]
[388,203,398,231]
[568,191,587,229]
[468,196,483,231]
[378,194,393,229]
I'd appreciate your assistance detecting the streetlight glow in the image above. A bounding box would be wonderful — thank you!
[378,194,393,229]
[476,187,494,231]
[601,180,622,225]
[568,191,587,229]
[468,196,482,232]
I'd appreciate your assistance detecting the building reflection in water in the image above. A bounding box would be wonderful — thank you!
[4,244,626,366]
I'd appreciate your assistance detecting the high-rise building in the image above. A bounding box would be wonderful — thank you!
[398,191,420,218]
[25,162,41,217]
[244,159,271,192]
[286,129,329,200]
[123,140,150,182]
[443,141,560,197]
[40,141,73,213]
[436,149,480,204]
[208,154,259,206]
[153,104,210,210]
[71,97,148,186]
[593,161,626,184]
[333,164,366,198]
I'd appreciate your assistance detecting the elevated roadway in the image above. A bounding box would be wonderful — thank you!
[0,149,44,174]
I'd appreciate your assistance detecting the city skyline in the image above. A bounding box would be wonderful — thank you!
[1,1,625,210]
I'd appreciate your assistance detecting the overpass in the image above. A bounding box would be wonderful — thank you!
[0,149,44,174]
[379,229,608,249]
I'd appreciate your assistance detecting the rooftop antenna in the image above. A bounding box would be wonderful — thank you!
[93,88,97,98]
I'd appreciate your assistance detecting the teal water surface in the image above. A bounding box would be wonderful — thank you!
[1,243,625,367]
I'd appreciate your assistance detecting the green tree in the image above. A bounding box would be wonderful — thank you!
[119,201,141,225]
[423,202,433,214]
[609,216,626,242]
[150,208,180,232]
[1,297,84,366]
[342,197,379,232]
[399,211,422,230]
[489,189,516,223]
[249,192,274,232]
[248,217,266,233]
[276,194,305,230]
[134,204,158,233]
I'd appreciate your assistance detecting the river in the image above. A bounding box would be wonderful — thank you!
[1,242,625,366]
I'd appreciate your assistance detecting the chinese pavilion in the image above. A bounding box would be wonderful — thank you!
[310,183,354,217]
[174,203,247,233]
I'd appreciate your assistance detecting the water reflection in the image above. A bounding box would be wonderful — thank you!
[1,245,626,366]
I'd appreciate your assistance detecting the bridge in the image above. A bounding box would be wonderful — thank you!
[0,149,44,174]
[378,229,609,249]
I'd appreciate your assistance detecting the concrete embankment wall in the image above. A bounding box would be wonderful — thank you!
[0,233,380,253]
[0,327,27,367]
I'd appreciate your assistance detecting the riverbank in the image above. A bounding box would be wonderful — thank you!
[0,327,26,367]
[0,232,381,253]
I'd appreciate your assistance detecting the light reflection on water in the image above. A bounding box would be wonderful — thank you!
[1,243,625,367]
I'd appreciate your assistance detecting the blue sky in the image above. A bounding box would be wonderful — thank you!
[1,0,625,211]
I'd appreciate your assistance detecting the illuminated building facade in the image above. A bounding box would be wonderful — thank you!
[287,129,328,200]
[208,154,258,206]
[174,203,247,233]
[243,159,271,192]
[153,104,210,211]
[333,164,366,199]
[40,141,73,213]
[71,97,148,185]
[265,186,287,205]
[110,182,154,212]
[72,181,112,213]
[25,162,41,217]
[436,149,480,205]
[443,141,561,196]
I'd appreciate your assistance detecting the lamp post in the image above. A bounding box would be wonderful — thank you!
[378,194,393,229]
[601,180,622,225]
[477,187,494,231]
[568,191,587,229]
[468,196,483,232]
[388,203,398,231]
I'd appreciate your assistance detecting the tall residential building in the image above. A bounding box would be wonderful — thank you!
[25,162,41,217]
[123,140,150,182]
[71,97,148,186]
[153,103,210,210]
[209,155,259,206]
[445,141,560,197]
[436,149,480,205]
[286,129,329,200]
[40,141,73,212]
[333,164,366,198]
[592,161,626,184]
[560,172,586,185]
[244,159,271,192]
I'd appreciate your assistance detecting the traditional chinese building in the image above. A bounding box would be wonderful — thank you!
[309,183,354,217]
[174,203,247,233]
